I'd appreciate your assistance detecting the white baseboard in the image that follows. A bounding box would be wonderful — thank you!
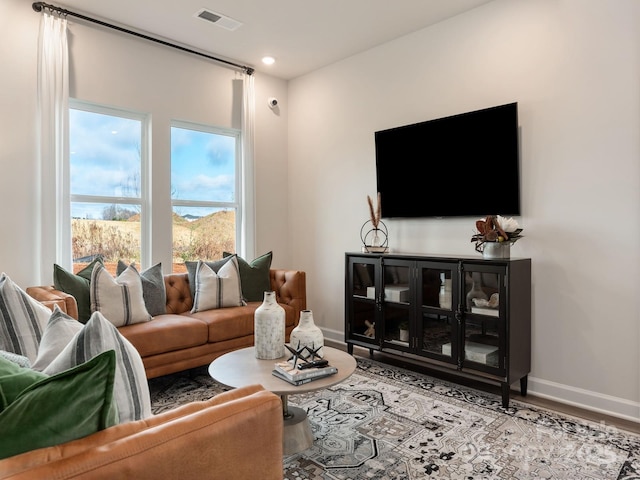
[319,327,640,424]
[527,376,640,424]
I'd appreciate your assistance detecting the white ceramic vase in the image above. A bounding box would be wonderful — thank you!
[289,309,324,358]
[399,328,409,342]
[254,291,286,359]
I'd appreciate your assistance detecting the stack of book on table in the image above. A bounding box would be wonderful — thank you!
[272,359,338,386]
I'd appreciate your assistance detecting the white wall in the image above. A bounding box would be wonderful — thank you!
[288,0,640,420]
[0,0,291,286]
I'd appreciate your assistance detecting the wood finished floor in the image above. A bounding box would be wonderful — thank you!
[326,340,640,436]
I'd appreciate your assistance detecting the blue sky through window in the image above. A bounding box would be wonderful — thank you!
[69,108,236,220]
[171,126,236,203]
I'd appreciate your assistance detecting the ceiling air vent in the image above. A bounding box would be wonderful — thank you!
[194,9,242,31]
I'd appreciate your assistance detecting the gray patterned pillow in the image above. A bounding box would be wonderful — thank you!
[43,310,151,423]
[116,261,167,317]
[0,273,51,363]
[0,350,31,369]
[90,264,151,326]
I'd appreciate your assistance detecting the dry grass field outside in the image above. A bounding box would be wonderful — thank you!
[72,210,235,275]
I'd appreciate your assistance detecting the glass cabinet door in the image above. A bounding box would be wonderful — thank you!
[416,261,458,364]
[346,257,379,347]
[380,259,412,351]
[462,264,505,373]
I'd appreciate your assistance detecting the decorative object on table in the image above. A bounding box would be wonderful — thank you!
[438,272,452,309]
[398,321,409,342]
[272,355,338,386]
[470,215,523,259]
[253,291,285,359]
[284,342,323,366]
[289,309,325,358]
[361,192,389,253]
[272,365,337,386]
[363,320,375,337]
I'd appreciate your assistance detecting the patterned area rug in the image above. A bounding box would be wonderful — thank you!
[148,357,640,479]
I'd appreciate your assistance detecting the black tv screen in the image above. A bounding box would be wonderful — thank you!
[375,102,520,218]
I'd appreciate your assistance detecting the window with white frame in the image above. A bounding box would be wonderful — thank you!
[68,100,148,274]
[170,121,241,272]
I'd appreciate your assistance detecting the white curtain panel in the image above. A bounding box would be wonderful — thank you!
[37,12,70,283]
[241,72,256,259]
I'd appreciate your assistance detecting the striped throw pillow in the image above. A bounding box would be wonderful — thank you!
[90,264,151,327]
[0,273,51,363]
[191,255,244,313]
[43,310,151,423]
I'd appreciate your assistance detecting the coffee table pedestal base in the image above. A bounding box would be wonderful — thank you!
[283,406,313,455]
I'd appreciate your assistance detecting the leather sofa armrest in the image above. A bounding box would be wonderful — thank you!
[271,269,306,323]
[0,385,283,480]
[25,286,79,321]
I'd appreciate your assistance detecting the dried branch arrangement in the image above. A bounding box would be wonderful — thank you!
[367,193,381,229]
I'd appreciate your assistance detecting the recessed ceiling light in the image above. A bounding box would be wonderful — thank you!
[262,56,275,65]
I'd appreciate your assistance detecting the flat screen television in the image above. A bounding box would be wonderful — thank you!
[375,102,520,218]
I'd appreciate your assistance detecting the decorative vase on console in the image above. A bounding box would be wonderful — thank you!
[289,309,324,358]
[254,291,286,359]
[438,273,452,310]
[465,272,488,310]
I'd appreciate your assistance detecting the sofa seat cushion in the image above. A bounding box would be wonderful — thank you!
[187,302,296,343]
[187,305,257,343]
[118,314,209,358]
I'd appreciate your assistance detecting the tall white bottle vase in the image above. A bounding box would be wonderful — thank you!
[289,310,324,358]
[254,291,286,359]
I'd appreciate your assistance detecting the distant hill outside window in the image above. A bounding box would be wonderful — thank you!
[170,122,240,272]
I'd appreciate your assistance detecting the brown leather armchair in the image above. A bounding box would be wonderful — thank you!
[0,385,284,480]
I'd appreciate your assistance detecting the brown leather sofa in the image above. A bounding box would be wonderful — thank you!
[0,384,284,480]
[27,269,306,378]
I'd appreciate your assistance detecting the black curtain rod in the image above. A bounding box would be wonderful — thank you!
[32,1,254,75]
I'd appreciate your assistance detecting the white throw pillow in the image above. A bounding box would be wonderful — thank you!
[43,310,152,423]
[0,273,51,363]
[191,256,244,313]
[31,306,83,371]
[90,264,151,327]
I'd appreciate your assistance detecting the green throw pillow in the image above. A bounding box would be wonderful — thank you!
[0,356,48,411]
[223,251,272,302]
[53,257,103,323]
[0,350,118,460]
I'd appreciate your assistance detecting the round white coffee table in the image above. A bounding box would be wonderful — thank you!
[208,345,357,455]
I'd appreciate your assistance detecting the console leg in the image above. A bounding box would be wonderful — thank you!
[347,343,354,355]
[520,375,528,396]
[369,348,374,358]
[501,383,510,408]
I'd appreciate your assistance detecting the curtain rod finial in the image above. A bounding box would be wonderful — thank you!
[32,2,44,12]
